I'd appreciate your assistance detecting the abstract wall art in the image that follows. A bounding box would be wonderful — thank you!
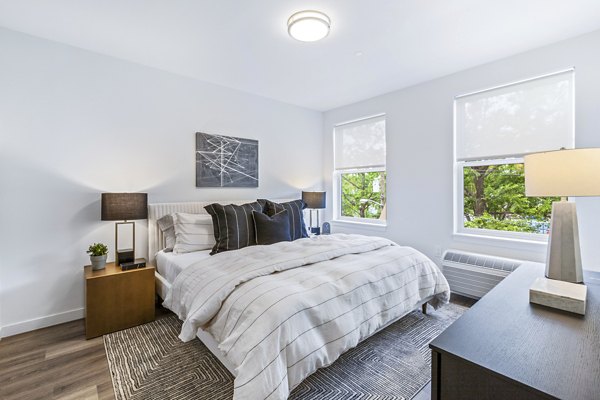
[195,132,259,187]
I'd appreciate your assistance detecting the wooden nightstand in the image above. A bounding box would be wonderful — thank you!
[84,262,155,339]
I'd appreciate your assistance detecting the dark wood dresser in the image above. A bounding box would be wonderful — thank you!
[430,262,600,400]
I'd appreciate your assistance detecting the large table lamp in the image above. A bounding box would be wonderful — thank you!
[302,191,326,235]
[101,193,148,265]
[524,148,600,314]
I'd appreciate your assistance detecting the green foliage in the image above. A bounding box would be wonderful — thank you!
[464,214,537,232]
[463,163,558,233]
[341,171,386,219]
[87,243,108,256]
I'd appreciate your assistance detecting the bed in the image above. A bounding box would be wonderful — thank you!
[149,200,450,400]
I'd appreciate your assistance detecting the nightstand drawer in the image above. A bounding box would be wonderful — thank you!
[85,263,155,339]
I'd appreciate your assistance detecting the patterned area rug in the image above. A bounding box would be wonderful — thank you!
[104,303,466,400]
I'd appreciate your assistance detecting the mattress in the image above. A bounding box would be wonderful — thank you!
[155,249,212,284]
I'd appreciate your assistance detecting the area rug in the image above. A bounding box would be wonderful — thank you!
[104,303,466,400]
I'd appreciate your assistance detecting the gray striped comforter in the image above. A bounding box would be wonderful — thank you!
[164,234,450,400]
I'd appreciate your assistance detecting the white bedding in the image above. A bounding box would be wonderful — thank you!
[164,234,450,400]
[155,250,212,284]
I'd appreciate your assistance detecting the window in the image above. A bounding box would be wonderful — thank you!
[454,70,574,240]
[334,115,386,224]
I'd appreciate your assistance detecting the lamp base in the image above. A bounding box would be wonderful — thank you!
[117,248,134,265]
[115,220,136,266]
[529,277,587,315]
[546,201,583,283]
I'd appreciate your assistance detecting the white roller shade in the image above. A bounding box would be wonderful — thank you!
[334,115,386,170]
[456,70,574,162]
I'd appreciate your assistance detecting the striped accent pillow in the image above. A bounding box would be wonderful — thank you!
[258,199,308,241]
[157,214,176,252]
[204,202,264,255]
[172,213,215,254]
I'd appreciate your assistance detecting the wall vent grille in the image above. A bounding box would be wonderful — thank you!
[442,250,523,299]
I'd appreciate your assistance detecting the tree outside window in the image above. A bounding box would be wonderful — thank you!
[341,171,386,219]
[462,163,558,233]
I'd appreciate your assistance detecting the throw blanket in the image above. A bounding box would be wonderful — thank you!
[164,234,450,400]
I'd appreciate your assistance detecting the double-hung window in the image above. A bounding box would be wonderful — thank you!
[454,69,575,240]
[334,115,386,224]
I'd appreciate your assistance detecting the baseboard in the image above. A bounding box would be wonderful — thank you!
[0,308,84,338]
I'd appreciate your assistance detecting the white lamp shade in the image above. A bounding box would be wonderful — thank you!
[524,148,600,197]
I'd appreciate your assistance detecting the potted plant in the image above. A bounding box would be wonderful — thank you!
[87,243,108,270]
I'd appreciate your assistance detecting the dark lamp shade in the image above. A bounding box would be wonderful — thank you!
[302,191,326,209]
[101,193,148,221]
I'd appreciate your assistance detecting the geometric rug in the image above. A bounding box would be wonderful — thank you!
[104,303,467,400]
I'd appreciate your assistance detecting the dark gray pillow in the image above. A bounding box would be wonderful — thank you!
[252,210,291,245]
[204,201,264,255]
[258,199,308,240]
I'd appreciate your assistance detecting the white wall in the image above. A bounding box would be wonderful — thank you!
[323,29,600,271]
[0,28,323,336]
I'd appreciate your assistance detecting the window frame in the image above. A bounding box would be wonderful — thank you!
[454,157,549,242]
[453,69,575,242]
[334,167,387,226]
[333,114,387,226]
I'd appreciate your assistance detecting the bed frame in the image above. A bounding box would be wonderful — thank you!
[148,200,432,378]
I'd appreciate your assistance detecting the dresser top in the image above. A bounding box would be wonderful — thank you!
[430,262,600,400]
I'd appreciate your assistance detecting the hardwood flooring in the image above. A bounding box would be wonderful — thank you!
[0,319,113,400]
[0,295,475,400]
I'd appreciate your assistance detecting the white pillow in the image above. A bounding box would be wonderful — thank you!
[157,214,176,252]
[172,212,215,254]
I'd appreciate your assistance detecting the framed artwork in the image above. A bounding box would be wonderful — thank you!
[195,132,259,187]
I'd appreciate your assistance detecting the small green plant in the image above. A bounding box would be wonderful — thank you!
[87,243,108,257]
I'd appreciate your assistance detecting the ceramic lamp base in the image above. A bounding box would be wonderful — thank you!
[546,201,583,283]
[529,277,587,315]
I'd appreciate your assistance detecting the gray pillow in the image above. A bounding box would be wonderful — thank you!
[172,212,215,254]
[157,214,176,252]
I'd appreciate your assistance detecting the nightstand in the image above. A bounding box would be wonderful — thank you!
[84,262,155,339]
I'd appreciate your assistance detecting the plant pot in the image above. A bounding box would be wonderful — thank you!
[90,254,107,271]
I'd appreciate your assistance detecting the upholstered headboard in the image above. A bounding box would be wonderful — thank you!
[147,199,294,263]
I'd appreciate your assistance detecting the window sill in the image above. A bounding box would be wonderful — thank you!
[453,232,548,252]
[332,219,387,231]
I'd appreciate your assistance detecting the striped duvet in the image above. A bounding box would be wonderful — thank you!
[164,234,450,400]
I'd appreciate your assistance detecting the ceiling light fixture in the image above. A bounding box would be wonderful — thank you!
[287,10,331,42]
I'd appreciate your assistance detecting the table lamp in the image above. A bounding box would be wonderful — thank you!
[101,193,148,265]
[524,148,600,314]
[302,191,326,235]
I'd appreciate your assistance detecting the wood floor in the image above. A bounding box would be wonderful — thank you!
[0,295,475,400]
[0,319,113,400]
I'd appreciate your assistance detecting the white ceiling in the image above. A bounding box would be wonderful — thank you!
[1,0,600,111]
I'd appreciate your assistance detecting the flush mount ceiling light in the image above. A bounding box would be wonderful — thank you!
[287,10,331,42]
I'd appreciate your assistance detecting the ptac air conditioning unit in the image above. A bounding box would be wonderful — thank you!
[442,250,523,299]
